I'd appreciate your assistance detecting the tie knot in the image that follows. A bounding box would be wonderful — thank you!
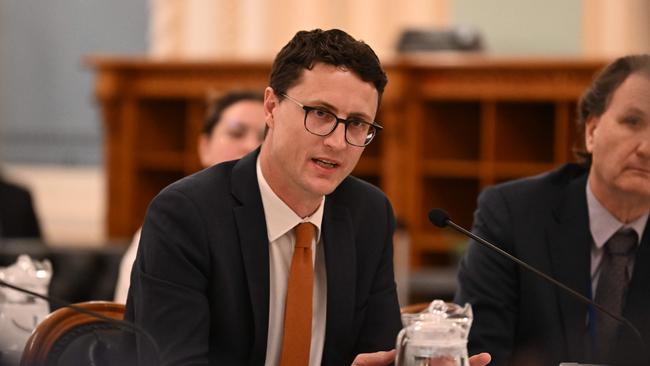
[294,223,314,249]
[605,229,638,256]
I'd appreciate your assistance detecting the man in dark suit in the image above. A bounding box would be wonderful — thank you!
[0,178,41,239]
[126,29,495,366]
[455,55,650,366]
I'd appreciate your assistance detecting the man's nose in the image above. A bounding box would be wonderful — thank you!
[322,122,347,150]
[636,128,650,158]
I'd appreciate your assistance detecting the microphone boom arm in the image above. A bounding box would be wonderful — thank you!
[441,216,645,348]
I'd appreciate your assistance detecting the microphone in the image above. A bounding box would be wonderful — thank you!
[428,208,646,348]
[0,278,160,363]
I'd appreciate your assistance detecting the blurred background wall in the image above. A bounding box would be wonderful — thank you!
[148,0,450,59]
[0,0,147,244]
[0,0,147,165]
[452,0,581,55]
[0,0,648,245]
[146,0,649,59]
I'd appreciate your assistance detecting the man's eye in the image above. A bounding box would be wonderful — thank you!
[348,120,371,132]
[622,115,641,125]
[226,127,247,138]
[313,109,330,119]
[348,120,365,128]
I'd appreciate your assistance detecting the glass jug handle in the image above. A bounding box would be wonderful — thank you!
[395,327,408,366]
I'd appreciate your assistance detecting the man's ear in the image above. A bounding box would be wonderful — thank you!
[263,87,277,129]
[585,115,599,153]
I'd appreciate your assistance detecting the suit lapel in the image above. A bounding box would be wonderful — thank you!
[547,173,592,360]
[231,150,270,363]
[321,199,356,362]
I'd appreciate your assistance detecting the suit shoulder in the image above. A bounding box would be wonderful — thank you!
[483,163,587,200]
[158,161,236,201]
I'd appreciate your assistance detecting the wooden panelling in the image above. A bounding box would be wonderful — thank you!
[87,55,606,268]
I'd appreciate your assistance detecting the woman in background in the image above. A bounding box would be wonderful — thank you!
[114,90,265,303]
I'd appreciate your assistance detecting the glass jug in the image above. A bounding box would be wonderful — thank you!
[396,300,473,366]
[0,255,52,365]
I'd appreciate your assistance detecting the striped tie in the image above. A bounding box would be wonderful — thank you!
[594,229,638,361]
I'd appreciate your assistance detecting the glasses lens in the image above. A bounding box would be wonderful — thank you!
[305,109,337,135]
[346,121,375,146]
[304,108,377,146]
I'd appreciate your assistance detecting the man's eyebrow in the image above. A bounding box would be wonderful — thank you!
[623,106,646,116]
[225,119,247,126]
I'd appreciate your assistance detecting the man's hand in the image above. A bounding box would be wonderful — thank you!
[469,352,491,366]
[351,350,491,366]
[351,350,395,366]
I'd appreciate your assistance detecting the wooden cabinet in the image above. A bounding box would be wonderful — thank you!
[87,58,272,239]
[393,56,605,267]
[87,55,606,268]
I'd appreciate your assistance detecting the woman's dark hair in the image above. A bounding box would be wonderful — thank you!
[202,91,264,135]
[575,54,650,165]
[269,29,387,103]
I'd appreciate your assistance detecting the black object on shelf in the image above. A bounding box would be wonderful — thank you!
[397,26,484,53]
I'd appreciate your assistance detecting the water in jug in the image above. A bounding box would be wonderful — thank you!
[396,300,472,366]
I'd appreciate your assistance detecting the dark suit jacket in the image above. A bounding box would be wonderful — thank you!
[0,179,41,239]
[125,150,402,365]
[455,163,650,366]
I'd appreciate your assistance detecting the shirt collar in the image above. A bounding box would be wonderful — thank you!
[256,157,324,243]
[586,179,648,249]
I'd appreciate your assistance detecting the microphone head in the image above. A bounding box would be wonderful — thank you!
[428,208,450,228]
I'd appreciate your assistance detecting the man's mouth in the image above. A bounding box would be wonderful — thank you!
[625,165,650,175]
[313,158,339,169]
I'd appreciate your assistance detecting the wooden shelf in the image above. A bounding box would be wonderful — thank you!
[88,56,607,268]
[422,101,481,161]
[411,232,470,260]
[421,160,480,178]
[353,157,381,176]
[137,151,186,171]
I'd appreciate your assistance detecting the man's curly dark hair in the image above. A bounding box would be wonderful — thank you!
[269,29,387,104]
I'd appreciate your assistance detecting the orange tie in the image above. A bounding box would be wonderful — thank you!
[279,222,314,366]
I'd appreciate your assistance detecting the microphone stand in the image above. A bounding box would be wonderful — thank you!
[429,208,646,349]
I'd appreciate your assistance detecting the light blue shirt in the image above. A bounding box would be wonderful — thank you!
[587,181,648,295]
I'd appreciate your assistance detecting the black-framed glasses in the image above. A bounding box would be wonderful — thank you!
[280,93,383,147]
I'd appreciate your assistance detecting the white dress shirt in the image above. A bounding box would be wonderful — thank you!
[257,158,327,366]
